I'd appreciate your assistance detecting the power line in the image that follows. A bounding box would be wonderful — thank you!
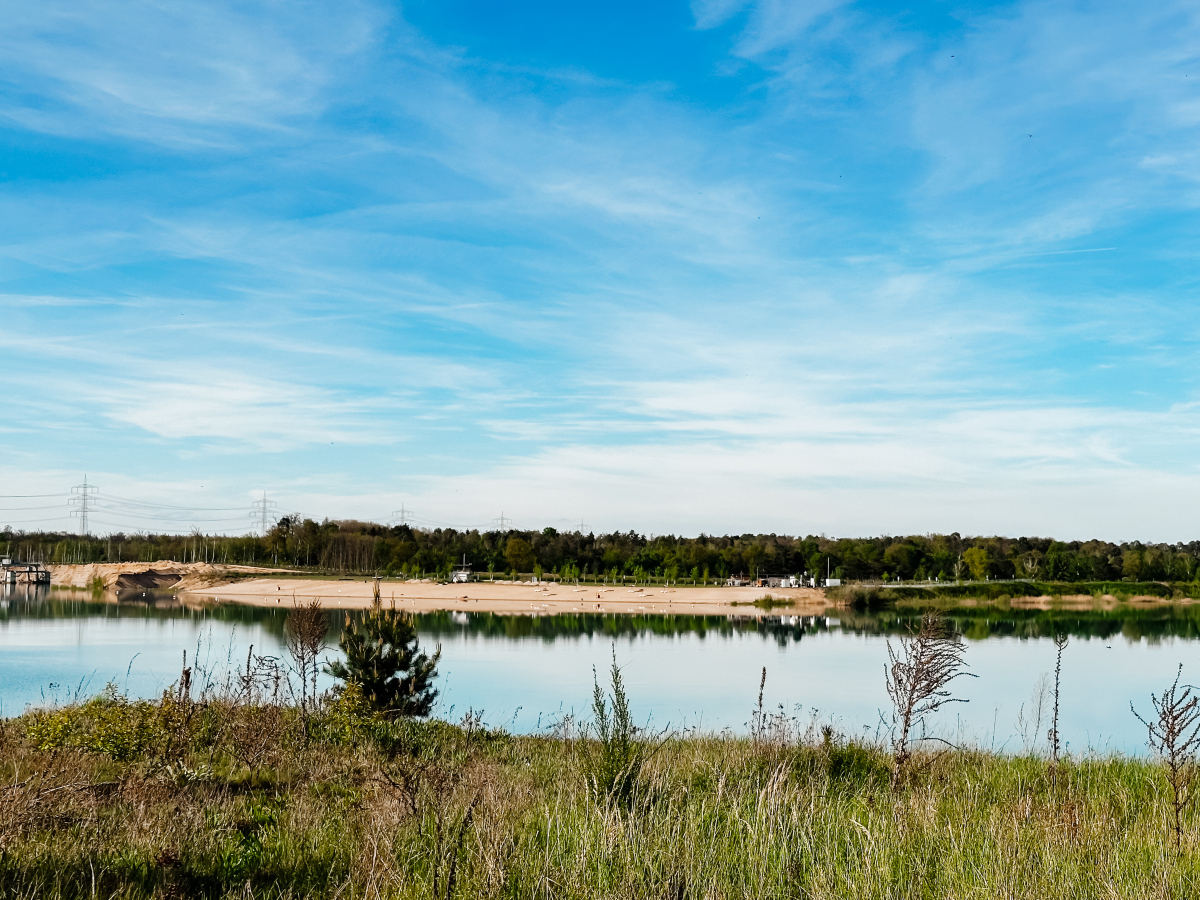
[391,504,411,526]
[88,511,250,524]
[69,476,98,536]
[0,514,76,526]
[493,510,512,530]
[95,493,246,512]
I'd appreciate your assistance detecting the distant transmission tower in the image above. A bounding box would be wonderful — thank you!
[577,517,589,533]
[493,510,512,530]
[70,475,98,536]
[391,504,411,526]
[250,492,278,536]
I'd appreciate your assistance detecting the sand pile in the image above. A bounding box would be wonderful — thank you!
[49,561,278,593]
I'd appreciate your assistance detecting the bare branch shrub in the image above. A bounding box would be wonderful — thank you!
[1017,673,1051,755]
[1132,664,1200,853]
[224,645,289,771]
[233,645,286,707]
[285,595,328,729]
[885,613,972,788]
[227,703,286,772]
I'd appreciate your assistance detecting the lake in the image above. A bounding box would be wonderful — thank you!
[4,585,1200,755]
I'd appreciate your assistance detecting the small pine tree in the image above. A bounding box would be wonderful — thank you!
[326,584,441,717]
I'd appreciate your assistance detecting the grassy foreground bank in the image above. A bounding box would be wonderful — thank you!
[2,690,1199,899]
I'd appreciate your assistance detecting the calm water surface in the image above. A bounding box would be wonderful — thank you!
[4,586,1200,755]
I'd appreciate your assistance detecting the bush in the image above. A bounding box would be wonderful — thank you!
[827,585,889,610]
[26,684,163,761]
[579,650,663,809]
[318,681,379,746]
[326,591,441,718]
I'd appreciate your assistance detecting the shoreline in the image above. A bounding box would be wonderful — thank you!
[42,564,1199,615]
[184,577,831,617]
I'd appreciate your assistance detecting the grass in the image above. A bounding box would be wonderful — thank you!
[3,688,1200,899]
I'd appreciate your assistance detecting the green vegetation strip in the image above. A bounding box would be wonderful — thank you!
[14,520,1200,587]
[3,691,1200,899]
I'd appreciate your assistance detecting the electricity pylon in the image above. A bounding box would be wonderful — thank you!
[250,492,278,537]
[70,476,98,536]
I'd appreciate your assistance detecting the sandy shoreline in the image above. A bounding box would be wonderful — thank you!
[47,565,1193,615]
[187,577,830,617]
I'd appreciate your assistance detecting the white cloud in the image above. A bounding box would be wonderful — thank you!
[733,0,849,58]
[0,0,381,145]
[397,394,1200,542]
[4,0,1200,542]
[692,0,752,31]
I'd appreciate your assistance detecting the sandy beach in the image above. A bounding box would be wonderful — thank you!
[47,565,1191,615]
[189,577,830,617]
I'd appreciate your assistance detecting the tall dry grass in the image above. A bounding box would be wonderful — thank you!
[3,678,1200,899]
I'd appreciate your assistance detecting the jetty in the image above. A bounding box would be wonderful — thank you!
[1,557,50,584]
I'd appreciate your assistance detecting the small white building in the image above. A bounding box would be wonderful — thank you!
[450,555,472,583]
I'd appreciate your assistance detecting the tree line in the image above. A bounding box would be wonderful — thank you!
[6,520,1200,584]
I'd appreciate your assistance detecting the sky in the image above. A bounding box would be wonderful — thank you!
[2,0,1200,540]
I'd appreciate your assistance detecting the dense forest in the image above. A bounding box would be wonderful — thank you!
[5,519,1200,585]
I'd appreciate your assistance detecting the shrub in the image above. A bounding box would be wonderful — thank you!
[579,649,664,809]
[828,585,889,611]
[793,731,891,791]
[26,684,163,761]
[318,680,379,746]
[885,614,973,788]
[326,588,441,718]
[1132,664,1200,853]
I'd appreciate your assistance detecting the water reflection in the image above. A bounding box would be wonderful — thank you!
[4,585,1200,753]
[417,604,1200,643]
[11,586,1200,643]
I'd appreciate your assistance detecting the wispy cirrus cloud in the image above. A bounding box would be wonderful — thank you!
[0,0,381,145]
[2,0,1200,538]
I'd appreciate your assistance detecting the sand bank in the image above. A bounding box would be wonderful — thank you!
[50,562,293,593]
[188,578,830,617]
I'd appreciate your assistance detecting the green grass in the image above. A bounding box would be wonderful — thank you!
[2,692,1199,899]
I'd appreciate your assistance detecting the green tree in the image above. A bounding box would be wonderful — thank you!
[963,546,989,581]
[326,593,441,717]
[744,544,764,578]
[1123,549,1144,581]
[884,542,922,580]
[505,537,535,575]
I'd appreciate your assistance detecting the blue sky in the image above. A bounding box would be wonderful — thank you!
[3,0,1200,540]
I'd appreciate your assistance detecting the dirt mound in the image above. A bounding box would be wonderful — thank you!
[49,561,296,593]
[112,571,182,591]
